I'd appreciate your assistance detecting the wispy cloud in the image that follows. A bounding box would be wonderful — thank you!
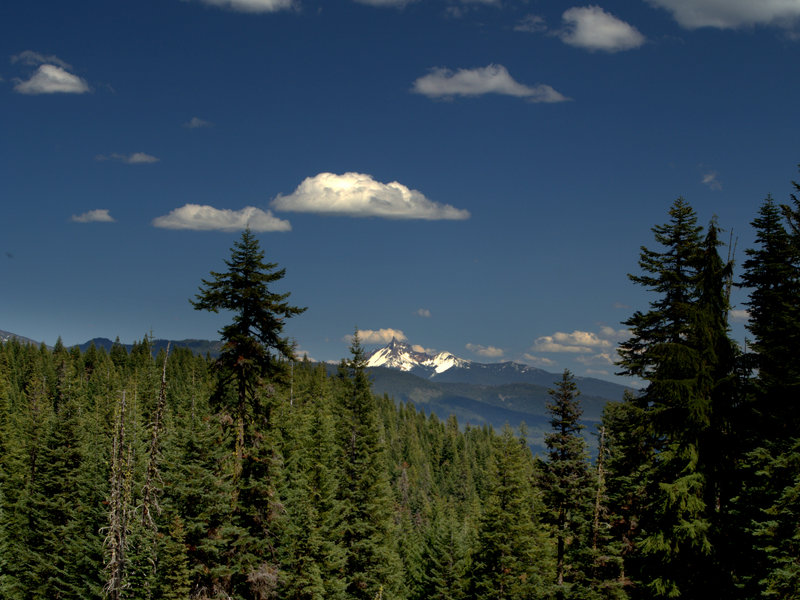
[353,0,417,6]
[96,152,160,164]
[153,204,291,232]
[412,344,436,354]
[71,209,115,223]
[558,6,645,52]
[533,330,613,353]
[13,64,89,95]
[646,0,800,30]
[415,308,432,318]
[11,50,72,69]
[466,343,504,358]
[412,64,570,102]
[522,353,557,368]
[272,172,470,220]
[347,328,407,344]
[730,309,750,322]
[183,116,212,129]
[576,352,615,366]
[515,14,547,33]
[192,0,294,13]
[702,170,722,190]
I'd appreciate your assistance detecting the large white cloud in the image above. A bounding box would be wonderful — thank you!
[71,209,115,223]
[646,0,800,29]
[153,204,291,232]
[559,6,645,52]
[194,0,294,12]
[412,64,569,102]
[13,64,89,95]
[272,172,470,220]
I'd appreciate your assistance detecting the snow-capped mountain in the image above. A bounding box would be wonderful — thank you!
[365,337,632,400]
[365,337,470,375]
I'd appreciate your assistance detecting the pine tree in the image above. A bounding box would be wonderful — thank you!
[472,425,549,600]
[337,332,403,600]
[740,195,800,437]
[541,370,594,599]
[192,228,306,478]
[737,191,800,597]
[617,200,739,598]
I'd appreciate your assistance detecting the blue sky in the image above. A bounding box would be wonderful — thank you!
[3,0,800,385]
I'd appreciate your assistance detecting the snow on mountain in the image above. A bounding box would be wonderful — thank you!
[365,337,470,375]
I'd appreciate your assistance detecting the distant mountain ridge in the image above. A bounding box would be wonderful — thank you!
[365,337,628,400]
[0,330,222,357]
[76,337,223,357]
[0,330,43,346]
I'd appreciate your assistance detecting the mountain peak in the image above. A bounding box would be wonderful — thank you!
[365,339,470,375]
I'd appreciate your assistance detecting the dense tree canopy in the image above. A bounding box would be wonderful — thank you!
[3,171,800,599]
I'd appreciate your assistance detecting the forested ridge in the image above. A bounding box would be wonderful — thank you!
[2,178,800,599]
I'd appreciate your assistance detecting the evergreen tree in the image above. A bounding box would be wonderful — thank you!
[191,228,305,476]
[541,370,594,598]
[472,425,549,600]
[616,200,739,598]
[740,195,800,437]
[337,332,403,600]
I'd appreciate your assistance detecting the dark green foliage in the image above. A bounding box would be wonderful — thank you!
[191,228,306,416]
[5,175,800,600]
[336,333,403,600]
[615,200,740,598]
[541,370,595,598]
[472,425,550,600]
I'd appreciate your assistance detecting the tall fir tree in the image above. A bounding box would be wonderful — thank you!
[336,332,403,600]
[616,200,739,598]
[472,425,550,600]
[541,370,594,599]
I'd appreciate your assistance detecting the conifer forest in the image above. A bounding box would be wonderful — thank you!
[2,175,800,600]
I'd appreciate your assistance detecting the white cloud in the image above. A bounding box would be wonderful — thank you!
[646,0,800,30]
[353,0,417,6]
[349,328,407,344]
[522,353,557,368]
[412,64,569,102]
[730,309,750,322]
[466,343,504,358]
[559,6,645,52]
[152,204,291,232]
[576,352,615,366]
[13,64,89,95]
[415,308,432,318]
[586,368,611,376]
[412,344,436,354]
[702,171,723,190]
[11,50,72,69]
[598,325,631,342]
[71,209,115,223]
[194,0,294,12]
[96,152,160,164]
[272,172,470,220]
[515,14,547,33]
[533,330,613,353]
[184,116,212,129]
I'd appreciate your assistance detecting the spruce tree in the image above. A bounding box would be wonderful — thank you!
[617,200,739,598]
[192,228,305,477]
[336,332,403,600]
[472,425,549,600]
[541,370,594,599]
